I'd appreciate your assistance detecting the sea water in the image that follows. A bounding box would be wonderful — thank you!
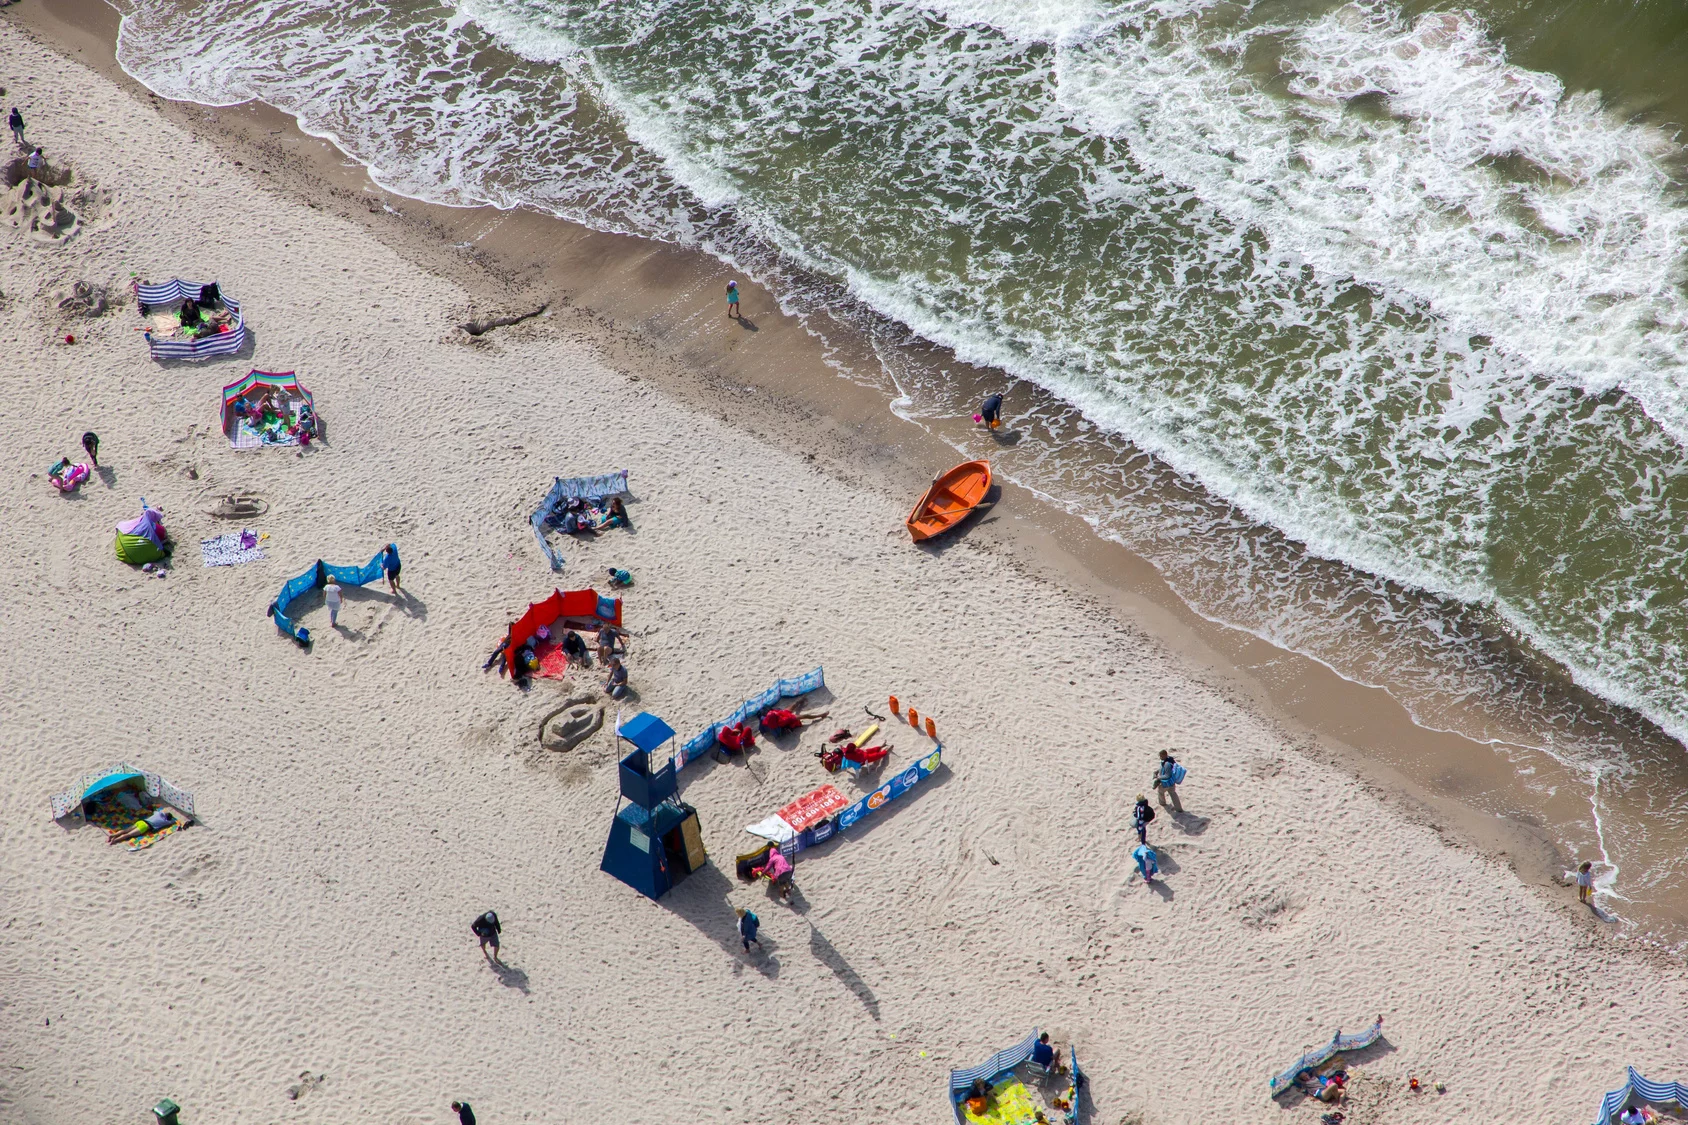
[108,0,1688,938]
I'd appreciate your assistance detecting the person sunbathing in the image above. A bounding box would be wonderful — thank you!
[759,707,829,732]
[964,1079,990,1115]
[108,806,190,844]
[843,742,892,767]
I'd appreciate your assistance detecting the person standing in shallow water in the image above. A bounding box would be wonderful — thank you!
[726,280,741,319]
[1577,861,1594,905]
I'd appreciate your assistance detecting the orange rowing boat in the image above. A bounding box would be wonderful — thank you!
[907,459,992,541]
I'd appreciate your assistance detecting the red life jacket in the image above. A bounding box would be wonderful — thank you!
[818,747,844,772]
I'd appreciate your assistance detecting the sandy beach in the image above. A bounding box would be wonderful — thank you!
[2,14,1687,1125]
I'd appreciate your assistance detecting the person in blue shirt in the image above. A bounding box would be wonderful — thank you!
[737,908,762,952]
[1032,1032,1061,1072]
[382,543,402,595]
[450,1101,476,1125]
[1153,750,1183,812]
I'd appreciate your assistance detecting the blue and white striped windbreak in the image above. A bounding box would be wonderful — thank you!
[950,1030,1039,1121]
[137,278,246,360]
[1591,1069,1688,1124]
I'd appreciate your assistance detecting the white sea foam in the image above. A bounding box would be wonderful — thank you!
[1058,1,1688,440]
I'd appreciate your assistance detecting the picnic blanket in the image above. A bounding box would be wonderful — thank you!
[201,530,265,567]
[961,1078,1039,1125]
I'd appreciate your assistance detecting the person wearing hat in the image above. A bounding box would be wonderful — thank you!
[1132,794,1155,844]
[725,280,741,319]
[736,907,761,952]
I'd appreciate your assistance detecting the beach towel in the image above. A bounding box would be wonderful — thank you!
[961,1077,1040,1125]
[200,530,265,567]
[533,639,572,680]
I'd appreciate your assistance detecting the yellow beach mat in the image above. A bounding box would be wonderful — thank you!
[960,1078,1039,1125]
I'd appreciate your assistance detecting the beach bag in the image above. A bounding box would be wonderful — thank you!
[1171,762,1187,784]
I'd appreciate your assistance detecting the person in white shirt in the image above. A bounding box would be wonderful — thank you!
[324,578,343,628]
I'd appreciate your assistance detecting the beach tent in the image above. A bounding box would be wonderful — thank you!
[1590,1069,1688,1125]
[49,761,195,821]
[114,502,167,564]
[948,1029,1085,1123]
[268,544,398,645]
[600,713,708,900]
[222,369,316,449]
[503,589,622,676]
[529,470,629,570]
[137,278,246,360]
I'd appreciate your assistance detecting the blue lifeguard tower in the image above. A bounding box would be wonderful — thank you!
[600,713,708,900]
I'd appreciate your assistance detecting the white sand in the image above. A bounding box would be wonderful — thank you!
[0,24,1684,1125]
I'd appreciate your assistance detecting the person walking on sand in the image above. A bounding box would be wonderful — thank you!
[8,107,23,147]
[323,576,343,628]
[737,907,762,952]
[382,543,402,595]
[1577,861,1595,905]
[80,431,99,467]
[726,280,741,319]
[1132,793,1155,844]
[1153,750,1184,813]
[450,1101,477,1125]
[471,910,502,964]
[1132,843,1158,883]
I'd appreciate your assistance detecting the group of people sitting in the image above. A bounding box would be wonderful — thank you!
[172,295,235,338]
[229,389,317,446]
[1293,1068,1348,1104]
[486,619,631,698]
[544,496,629,536]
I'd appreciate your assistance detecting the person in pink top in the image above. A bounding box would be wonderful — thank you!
[755,847,794,900]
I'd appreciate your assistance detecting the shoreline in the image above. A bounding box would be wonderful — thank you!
[3,11,1688,1124]
[8,0,1681,944]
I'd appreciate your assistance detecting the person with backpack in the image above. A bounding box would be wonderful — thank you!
[1131,843,1159,883]
[1132,793,1155,844]
[1153,750,1185,812]
[470,910,502,965]
[736,907,762,952]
